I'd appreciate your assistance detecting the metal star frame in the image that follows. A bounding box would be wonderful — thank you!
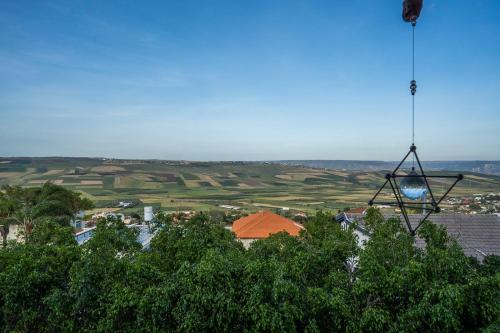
[368,144,463,235]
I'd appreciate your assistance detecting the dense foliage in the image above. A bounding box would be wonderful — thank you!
[0,183,93,244]
[0,187,498,332]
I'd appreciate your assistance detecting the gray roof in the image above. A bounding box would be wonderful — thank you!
[339,213,500,260]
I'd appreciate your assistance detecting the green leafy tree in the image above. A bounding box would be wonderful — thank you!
[0,208,499,332]
[65,217,141,332]
[150,213,244,274]
[0,184,93,241]
[352,209,500,332]
[0,186,24,245]
[0,221,79,332]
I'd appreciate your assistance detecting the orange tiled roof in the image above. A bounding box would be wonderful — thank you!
[232,211,304,239]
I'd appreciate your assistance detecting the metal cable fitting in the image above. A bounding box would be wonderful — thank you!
[410,80,417,95]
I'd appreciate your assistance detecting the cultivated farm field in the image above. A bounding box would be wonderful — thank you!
[1,157,499,214]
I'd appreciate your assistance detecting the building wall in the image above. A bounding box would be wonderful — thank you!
[7,224,20,241]
[353,229,370,248]
[75,228,95,245]
[341,220,369,248]
[240,238,257,249]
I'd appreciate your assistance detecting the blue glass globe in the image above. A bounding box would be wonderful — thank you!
[400,169,427,200]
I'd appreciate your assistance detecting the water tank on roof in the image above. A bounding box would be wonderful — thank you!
[144,206,153,222]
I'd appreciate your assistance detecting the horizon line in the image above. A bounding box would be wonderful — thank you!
[1,156,499,163]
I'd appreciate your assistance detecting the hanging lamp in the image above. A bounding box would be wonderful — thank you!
[368,0,463,235]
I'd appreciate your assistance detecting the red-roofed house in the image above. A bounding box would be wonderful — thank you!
[232,211,305,248]
[346,207,367,215]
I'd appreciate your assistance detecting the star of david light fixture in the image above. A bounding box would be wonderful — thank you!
[368,0,463,236]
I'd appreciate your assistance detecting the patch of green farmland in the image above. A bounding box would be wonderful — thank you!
[0,166,27,172]
[182,173,200,180]
[84,189,116,196]
[219,179,239,186]
[103,176,115,189]
[113,188,169,195]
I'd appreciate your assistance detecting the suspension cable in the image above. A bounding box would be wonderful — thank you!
[411,22,416,145]
[410,22,417,167]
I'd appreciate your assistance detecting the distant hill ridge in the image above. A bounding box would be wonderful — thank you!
[274,160,500,175]
[1,157,499,175]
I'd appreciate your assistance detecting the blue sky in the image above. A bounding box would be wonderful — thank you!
[0,0,499,161]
